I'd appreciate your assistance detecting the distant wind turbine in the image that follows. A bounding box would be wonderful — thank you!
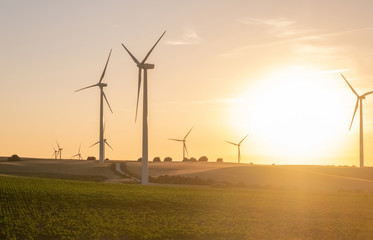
[52,146,58,160]
[169,127,193,161]
[90,123,113,161]
[75,50,113,164]
[341,74,373,168]
[225,134,248,163]
[71,144,83,160]
[121,31,166,185]
[56,140,63,160]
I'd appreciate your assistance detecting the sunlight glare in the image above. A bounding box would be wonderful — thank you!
[229,65,350,164]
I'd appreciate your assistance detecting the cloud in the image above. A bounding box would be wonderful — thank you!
[165,29,202,45]
[169,98,236,105]
[221,26,373,58]
[238,17,297,37]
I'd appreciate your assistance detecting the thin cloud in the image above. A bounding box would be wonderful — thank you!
[238,17,297,37]
[221,27,373,58]
[169,98,236,105]
[166,29,202,45]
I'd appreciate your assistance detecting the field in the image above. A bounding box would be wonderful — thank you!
[126,162,373,191]
[1,175,373,239]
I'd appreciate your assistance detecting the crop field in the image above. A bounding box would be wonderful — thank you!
[1,175,373,239]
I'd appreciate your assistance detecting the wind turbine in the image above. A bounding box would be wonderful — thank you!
[71,144,83,160]
[121,31,166,185]
[169,127,193,161]
[225,134,248,163]
[90,123,113,161]
[341,74,373,168]
[51,146,58,160]
[56,141,63,160]
[75,50,113,164]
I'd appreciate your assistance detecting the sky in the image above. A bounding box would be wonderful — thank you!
[1,0,373,166]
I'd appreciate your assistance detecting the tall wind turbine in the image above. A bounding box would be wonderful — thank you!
[75,50,113,164]
[121,31,166,185]
[56,141,63,160]
[71,144,83,160]
[169,127,193,161]
[225,134,248,163]
[341,74,373,168]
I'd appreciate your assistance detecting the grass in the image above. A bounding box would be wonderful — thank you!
[1,175,373,239]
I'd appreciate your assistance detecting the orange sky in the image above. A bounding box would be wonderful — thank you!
[1,1,373,165]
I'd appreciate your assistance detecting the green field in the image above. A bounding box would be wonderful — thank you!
[1,175,373,240]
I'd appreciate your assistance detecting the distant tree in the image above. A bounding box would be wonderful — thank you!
[105,158,109,161]
[216,158,223,163]
[87,156,96,160]
[8,154,21,161]
[153,157,161,162]
[198,156,208,162]
[137,157,142,162]
[182,158,189,162]
[164,157,172,162]
[190,157,197,162]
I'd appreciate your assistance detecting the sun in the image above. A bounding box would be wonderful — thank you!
[229,65,350,164]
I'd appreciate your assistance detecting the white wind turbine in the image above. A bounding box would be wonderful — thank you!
[169,127,193,161]
[56,141,63,160]
[75,50,113,164]
[121,31,166,185]
[71,144,83,160]
[341,74,373,168]
[225,134,248,163]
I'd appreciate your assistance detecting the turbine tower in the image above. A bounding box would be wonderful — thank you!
[225,134,248,163]
[71,144,83,160]
[75,50,113,164]
[56,141,63,160]
[121,31,166,185]
[169,127,193,161]
[341,74,373,168]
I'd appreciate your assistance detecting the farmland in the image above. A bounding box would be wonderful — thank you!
[1,175,373,239]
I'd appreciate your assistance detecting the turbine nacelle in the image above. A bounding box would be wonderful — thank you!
[138,63,155,69]
[98,83,108,88]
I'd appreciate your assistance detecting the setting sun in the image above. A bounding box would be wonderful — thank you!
[229,65,351,164]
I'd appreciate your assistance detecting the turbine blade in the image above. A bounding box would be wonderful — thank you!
[225,141,238,146]
[75,84,98,92]
[239,134,249,144]
[56,140,60,149]
[99,49,112,84]
[362,91,373,97]
[121,44,140,65]
[349,98,359,131]
[71,154,78,158]
[103,91,113,113]
[141,31,166,64]
[169,138,183,142]
[135,68,142,122]
[184,142,189,157]
[341,74,359,97]
[105,140,113,150]
[184,127,193,140]
[90,141,100,148]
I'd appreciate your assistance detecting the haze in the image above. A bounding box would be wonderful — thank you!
[1,0,373,166]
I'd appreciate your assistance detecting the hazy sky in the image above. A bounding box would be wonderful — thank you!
[2,0,373,165]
